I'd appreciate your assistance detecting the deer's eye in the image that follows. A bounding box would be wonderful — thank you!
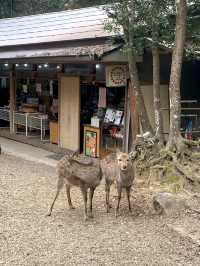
[119,159,122,162]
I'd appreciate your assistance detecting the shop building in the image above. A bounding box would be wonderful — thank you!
[0,6,182,156]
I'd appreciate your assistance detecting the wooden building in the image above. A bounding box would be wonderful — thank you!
[0,6,172,155]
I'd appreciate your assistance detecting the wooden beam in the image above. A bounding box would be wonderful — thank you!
[9,65,16,133]
[123,85,130,153]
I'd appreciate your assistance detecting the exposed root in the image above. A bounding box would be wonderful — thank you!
[132,134,200,194]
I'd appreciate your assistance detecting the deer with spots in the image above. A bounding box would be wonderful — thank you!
[48,153,102,221]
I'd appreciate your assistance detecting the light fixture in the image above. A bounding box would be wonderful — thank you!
[24,63,28,67]
[15,64,19,67]
[38,65,42,69]
[4,63,9,67]
[56,65,61,70]
[44,63,48,68]
[96,63,101,69]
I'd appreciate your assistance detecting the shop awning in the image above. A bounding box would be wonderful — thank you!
[0,43,122,62]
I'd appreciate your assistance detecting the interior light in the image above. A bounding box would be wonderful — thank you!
[4,63,9,67]
[56,65,61,69]
[24,63,28,67]
[38,65,42,69]
[44,63,48,68]
[16,64,19,67]
[96,64,101,69]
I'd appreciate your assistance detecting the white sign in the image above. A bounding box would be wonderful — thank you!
[106,65,127,87]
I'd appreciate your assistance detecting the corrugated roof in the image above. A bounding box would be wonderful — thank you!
[0,6,115,47]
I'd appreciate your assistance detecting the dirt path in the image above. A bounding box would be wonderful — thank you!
[0,154,200,266]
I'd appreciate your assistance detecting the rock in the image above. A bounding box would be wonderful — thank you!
[153,192,187,215]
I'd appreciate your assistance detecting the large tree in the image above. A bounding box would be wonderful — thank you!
[106,1,153,136]
[143,0,174,146]
[166,0,188,154]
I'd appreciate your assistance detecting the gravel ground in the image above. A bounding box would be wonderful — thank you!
[0,154,200,266]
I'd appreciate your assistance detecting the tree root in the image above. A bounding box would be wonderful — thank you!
[187,207,200,215]
[133,135,200,192]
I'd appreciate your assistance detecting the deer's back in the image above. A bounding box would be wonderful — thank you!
[57,156,102,187]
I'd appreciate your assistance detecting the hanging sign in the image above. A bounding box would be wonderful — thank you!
[106,65,127,87]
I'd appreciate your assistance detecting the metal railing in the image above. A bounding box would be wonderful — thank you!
[0,108,49,140]
[0,107,10,122]
[13,111,49,140]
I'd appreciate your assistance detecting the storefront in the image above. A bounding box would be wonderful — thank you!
[0,6,135,156]
[0,59,131,156]
[0,6,172,156]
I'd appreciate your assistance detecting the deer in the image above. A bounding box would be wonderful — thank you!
[47,153,102,221]
[101,151,135,216]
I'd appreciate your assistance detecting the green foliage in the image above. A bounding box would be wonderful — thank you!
[186,1,200,59]
[104,0,176,56]
[105,0,200,60]
[0,0,108,18]
[0,0,67,18]
[70,0,108,8]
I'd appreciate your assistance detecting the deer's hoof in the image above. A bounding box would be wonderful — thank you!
[84,215,89,222]
[115,212,119,218]
[69,206,75,210]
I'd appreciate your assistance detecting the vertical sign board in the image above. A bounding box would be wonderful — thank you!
[60,76,80,151]
[84,125,100,158]
[106,65,127,87]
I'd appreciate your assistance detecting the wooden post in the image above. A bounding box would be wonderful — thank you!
[9,65,16,134]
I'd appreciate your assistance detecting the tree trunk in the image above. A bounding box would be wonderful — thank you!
[125,1,153,137]
[128,80,139,143]
[167,0,187,153]
[127,50,153,135]
[152,46,164,146]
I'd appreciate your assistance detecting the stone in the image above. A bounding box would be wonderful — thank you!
[153,192,187,215]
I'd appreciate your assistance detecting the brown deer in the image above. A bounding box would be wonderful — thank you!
[101,152,135,216]
[47,153,102,221]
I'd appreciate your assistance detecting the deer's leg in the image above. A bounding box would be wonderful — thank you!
[115,184,122,217]
[89,187,95,218]
[47,177,64,216]
[80,184,88,221]
[66,185,75,210]
[126,186,132,212]
[105,183,111,213]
